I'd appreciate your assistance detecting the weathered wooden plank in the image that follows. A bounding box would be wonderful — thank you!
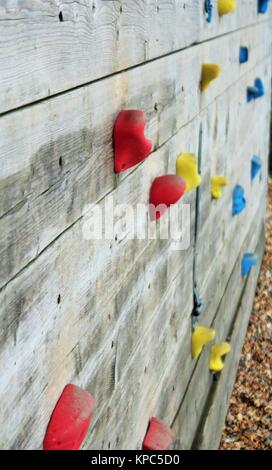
[172,203,265,449]
[83,259,193,450]
[1,20,269,219]
[170,73,270,446]
[196,117,269,335]
[0,1,271,113]
[0,70,266,392]
[0,33,271,451]
[193,226,265,450]
[0,116,197,449]
[92,189,266,450]
[0,0,199,113]
[195,58,271,291]
[1,49,271,448]
[0,22,271,288]
[1,104,266,450]
[0,114,198,340]
[199,0,272,43]
[4,240,193,449]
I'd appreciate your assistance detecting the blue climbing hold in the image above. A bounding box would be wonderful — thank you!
[251,155,262,180]
[205,0,213,23]
[239,47,249,64]
[232,185,246,216]
[247,78,265,102]
[241,253,258,277]
[258,0,270,14]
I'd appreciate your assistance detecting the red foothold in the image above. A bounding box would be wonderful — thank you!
[143,417,174,450]
[43,384,96,450]
[114,110,153,173]
[149,175,186,220]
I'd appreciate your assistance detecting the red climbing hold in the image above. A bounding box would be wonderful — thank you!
[43,384,96,450]
[142,417,174,450]
[114,110,153,173]
[149,175,186,220]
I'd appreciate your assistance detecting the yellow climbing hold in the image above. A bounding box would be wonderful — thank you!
[192,326,216,360]
[176,153,201,192]
[211,176,229,199]
[200,64,221,92]
[209,342,231,372]
[218,0,237,16]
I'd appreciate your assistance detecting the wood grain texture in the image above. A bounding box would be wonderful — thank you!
[0,22,271,289]
[0,3,271,450]
[0,59,270,447]
[195,57,271,292]
[0,1,271,113]
[199,0,272,42]
[0,0,199,113]
[0,116,197,449]
[193,225,265,450]
[172,203,265,449]
[170,57,271,448]
[87,67,270,448]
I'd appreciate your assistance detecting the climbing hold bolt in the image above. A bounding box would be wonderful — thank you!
[149,175,186,220]
[43,384,96,450]
[200,64,221,92]
[251,155,262,180]
[241,253,258,277]
[218,0,237,16]
[239,46,249,64]
[209,342,231,372]
[192,286,204,317]
[192,326,216,360]
[258,0,270,14]
[211,176,229,199]
[205,0,213,22]
[232,185,246,216]
[247,78,265,102]
[114,110,153,173]
[142,417,174,450]
[176,153,201,192]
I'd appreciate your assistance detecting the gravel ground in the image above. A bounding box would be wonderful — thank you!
[220,179,272,450]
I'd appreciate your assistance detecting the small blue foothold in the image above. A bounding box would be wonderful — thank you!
[239,47,249,64]
[251,155,262,180]
[205,0,213,23]
[232,185,246,216]
[258,0,270,14]
[247,78,265,102]
[241,253,258,277]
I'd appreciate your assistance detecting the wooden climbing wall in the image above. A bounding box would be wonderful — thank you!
[0,1,271,450]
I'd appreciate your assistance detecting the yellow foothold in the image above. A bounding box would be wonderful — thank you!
[192,326,216,360]
[211,176,229,199]
[218,0,237,16]
[209,342,231,372]
[176,153,202,192]
[200,64,221,92]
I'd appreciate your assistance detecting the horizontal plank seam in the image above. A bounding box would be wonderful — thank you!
[0,208,84,293]
[6,247,192,428]
[191,225,264,449]
[3,227,182,343]
[1,47,270,223]
[169,220,263,429]
[0,18,271,118]
[0,54,270,291]
[0,163,116,221]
